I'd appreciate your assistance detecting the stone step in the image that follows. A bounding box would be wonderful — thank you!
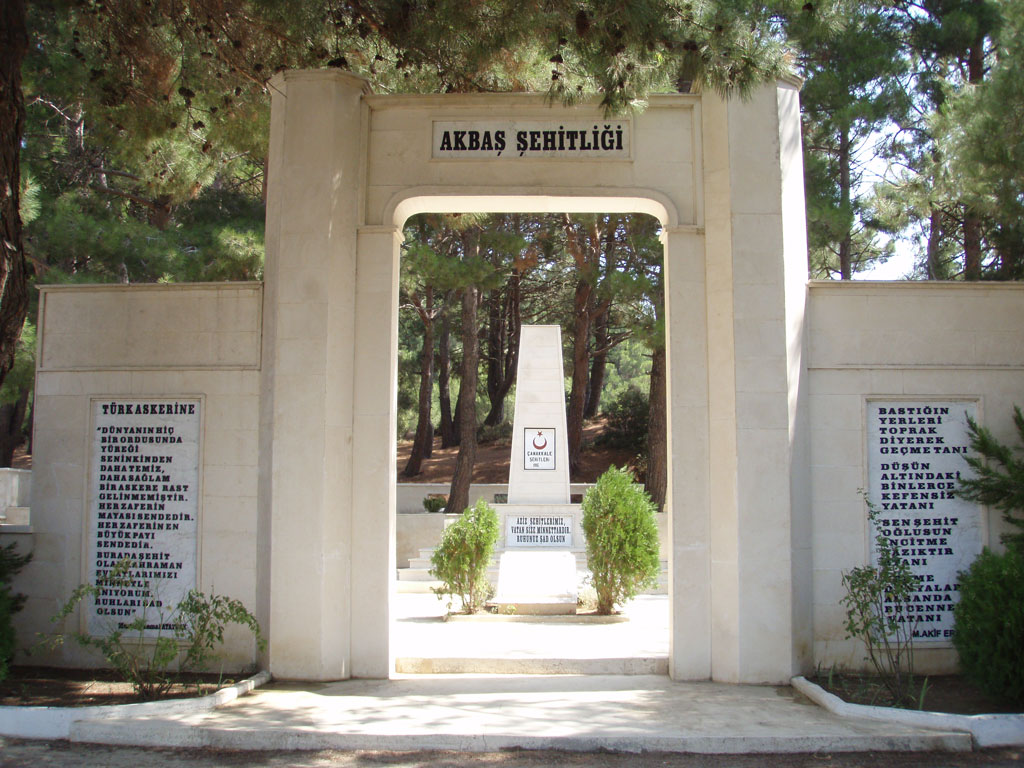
[1,506,29,526]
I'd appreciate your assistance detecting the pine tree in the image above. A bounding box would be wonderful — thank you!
[793,0,908,279]
[957,407,1024,552]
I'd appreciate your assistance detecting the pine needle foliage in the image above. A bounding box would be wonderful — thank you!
[956,407,1024,553]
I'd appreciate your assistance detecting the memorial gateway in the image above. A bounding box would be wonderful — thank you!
[5,69,1023,684]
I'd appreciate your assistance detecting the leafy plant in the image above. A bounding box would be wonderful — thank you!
[953,547,1024,706]
[581,466,660,615]
[422,495,447,514]
[0,542,32,682]
[476,421,513,444]
[840,496,921,707]
[48,559,264,700]
[429,499,499,613]
[598,387,649,455]
[956,406,1024,553]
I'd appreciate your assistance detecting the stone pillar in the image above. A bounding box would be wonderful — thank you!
[259,70,369,680]
[662,226,711,680]
[699,82,805,683]
[350,226,401,677]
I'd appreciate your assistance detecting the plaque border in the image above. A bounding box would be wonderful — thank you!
[862,395,986,648]
[81,395,206,638]
[523,426,557,472]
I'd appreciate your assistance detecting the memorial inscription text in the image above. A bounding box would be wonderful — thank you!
[866,401,983,642]
[87,398,201,636]
[507,515,572,547]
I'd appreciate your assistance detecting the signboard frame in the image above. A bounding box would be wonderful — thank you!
[523,427,557,471]
[864,397,985,645]
[82,395,205,637]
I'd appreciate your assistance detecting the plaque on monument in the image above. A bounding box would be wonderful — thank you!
[866,400,983,642]
[524,428,556,470]
[506,514,573,547]
[87,398,201,636]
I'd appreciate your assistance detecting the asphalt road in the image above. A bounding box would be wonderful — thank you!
[0,740,1021,768]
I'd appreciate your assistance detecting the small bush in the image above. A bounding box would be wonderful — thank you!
[599,387,649,455]
[48,559,265,699]
[953,547,1024,707]
[477,421,513,444]
[581,466,660,614]
[430,499,499,613]
[840,497,920,707]
[422,495,447,514]
[0,542,32,682]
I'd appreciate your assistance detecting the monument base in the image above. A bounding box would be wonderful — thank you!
[491,550,578,616]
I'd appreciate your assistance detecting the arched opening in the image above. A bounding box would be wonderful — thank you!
[387,203,674,674]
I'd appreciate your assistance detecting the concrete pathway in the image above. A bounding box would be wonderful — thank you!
[392,593,669,674]
[58,594,972,753]
[67,674,971,753]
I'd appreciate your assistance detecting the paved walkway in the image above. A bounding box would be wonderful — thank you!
[392,593,669,673]
[59,594,973,753]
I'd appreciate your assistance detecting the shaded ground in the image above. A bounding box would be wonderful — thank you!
[396,418,637,484]
[811,673,1018,716]
[10,444,29,469]
[0,667,244,707]
[0,741,1022,768]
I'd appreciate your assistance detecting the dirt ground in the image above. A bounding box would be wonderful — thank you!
[0,666,243,707]
[396,418,637,484]
[0,741,1021,768]
[810,674,1017,716]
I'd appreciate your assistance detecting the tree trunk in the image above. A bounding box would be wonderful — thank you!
[962,28,986,281]
[0,0,30,389]
[838,127,853,280]
[926,203,943,279]
[437,300,457,448]
[402,289,434,477]
[583,307,609,419]
[0,386,28,467]
[482,273,521,427]
[566,279,593,477]
[447,232,481,515]
[645,345,667,512]
[963,214,983,280]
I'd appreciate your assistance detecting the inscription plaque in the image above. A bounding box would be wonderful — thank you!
[524,428,556,471]
[866,400,983,642]
[87,398,201,636]
[506,514,572,547]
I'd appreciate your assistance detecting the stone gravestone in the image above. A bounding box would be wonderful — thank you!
[866,401,983,643]
[491,325,581,614]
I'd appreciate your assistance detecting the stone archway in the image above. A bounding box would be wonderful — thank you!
[258,70,809,684]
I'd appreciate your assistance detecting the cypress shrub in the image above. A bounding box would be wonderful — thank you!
[582,466,660,614]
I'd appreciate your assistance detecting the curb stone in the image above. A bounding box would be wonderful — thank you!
[792,675,1024,748]
[0,670,270,740]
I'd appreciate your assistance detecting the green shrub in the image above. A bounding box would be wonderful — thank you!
[599,387,649,455]
[430,498,499,613]
[0,542,32,682]
[422,495,447,514]
[956,406,1024,553]
[477,421,513,444]
[840,498,921,707]
[581,466,660,614]
[49,558,265,699]
[953,547,1024,706]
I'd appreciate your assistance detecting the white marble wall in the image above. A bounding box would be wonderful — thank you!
[807,281,1024,673]
[8,283,262,670]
